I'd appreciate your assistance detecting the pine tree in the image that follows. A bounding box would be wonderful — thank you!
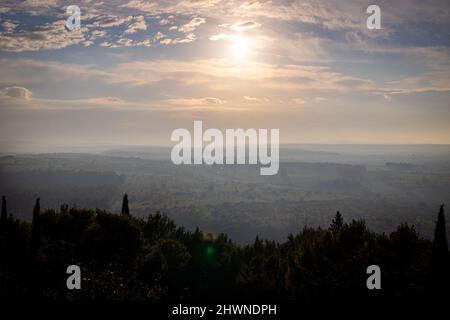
[31,198,41,255]
[60,203,69,213]
[121,194,130,215]
[428,204,449,295]
[330,211,343,233]
[1,196,7,223]
[0,196,6,232]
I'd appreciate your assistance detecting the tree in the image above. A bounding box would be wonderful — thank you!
[1,196,7,223]
[428,204,449,295]
[121,194,130,216]
[330,211,343,233]
[31,198,41,255]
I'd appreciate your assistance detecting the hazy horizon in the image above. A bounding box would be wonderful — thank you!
[2,141,450,155]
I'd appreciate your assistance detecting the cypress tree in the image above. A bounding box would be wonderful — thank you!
[330,211,343,233]
[0,196,6,232]
[1,196,6,223]
[31,198,41,256]
[428,204,449,295]
[121,194,130,215]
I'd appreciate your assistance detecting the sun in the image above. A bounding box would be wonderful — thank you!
[230,36,250,59]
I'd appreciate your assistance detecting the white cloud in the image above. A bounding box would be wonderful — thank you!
[22,0,57,7]
[119,0,158,12]
[0,20,88,52]
[167,97,226,106]
[1,21,18,33]
[159,17,173,25]
[160,33,196,45]
[290,98,305,105]
[0,86,32,100]
[89,30,107,40]
[92,15,133,28]
[229,21,261,31]
[243,96,269,103]
[178,17,206,33]
[209,33,235,41]
[0,58,108,85]
[103,38,152,48]
[0,7,10,14]
[124,16,147,34]
[154,32,166,40]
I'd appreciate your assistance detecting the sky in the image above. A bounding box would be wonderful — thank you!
[0,0,450,151]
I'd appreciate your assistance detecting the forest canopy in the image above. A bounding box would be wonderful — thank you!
[0,196,448,300]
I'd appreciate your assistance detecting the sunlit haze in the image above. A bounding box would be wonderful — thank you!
[0,0,450,152]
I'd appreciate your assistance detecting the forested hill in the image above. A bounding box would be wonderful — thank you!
[0,196,448,299]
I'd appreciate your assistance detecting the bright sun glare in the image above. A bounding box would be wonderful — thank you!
[231,36,250,59]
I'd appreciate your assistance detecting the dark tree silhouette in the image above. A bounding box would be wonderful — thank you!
[121,194,130,215]
[1,196,7,224]
[428,204,449,295]
[30,198,41,256]
[330,211,343,233]
[0,195,444,299]
[60,203,69,213]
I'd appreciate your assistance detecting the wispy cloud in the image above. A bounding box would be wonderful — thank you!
[124,15,147,34]
[0,86,32,100]
[0,0,449,144]
[0,20,88,52]
[178,17,206,33]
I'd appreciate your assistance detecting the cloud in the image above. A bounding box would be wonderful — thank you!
[0,58,108,86]
[290,98,305,105]
[92,15,133,28]
[243,96,259,102]
[22,0,57,7]
[154,32,166,41]
[209,33,235,41]
[0,93,141,110]
[0,86,33,100]
[124,16,147,34]
[229,21,261,31]
[119,0,158,12]
[89,30,107,40]
[103,58,378,94]
[243,96,269,103]
[167,97,226,106]
[102,38,152,48]
[160,33,196,45]
[3,57,319,89]
[72,96,125,107]
[0,20,88,52]
[0,6,10,14]
[159,16,174,25]
[178,17,206,33]
[1,21,18,33]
